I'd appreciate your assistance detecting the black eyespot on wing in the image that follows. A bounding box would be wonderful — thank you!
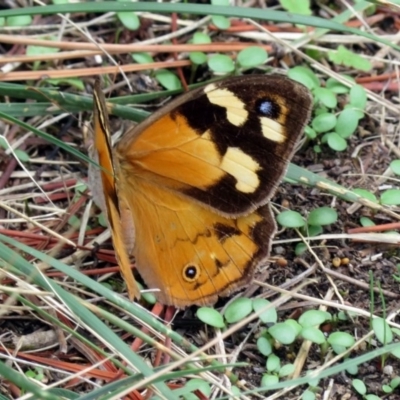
[183,264,200,282]
[255,98,280,119]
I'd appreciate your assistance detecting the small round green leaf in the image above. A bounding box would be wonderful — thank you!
[261,374,279,387]
[391,377,400,389]
[285,319,302,336]
[382,385,393,393]
[155,70,182,90]
[346,364,358,375]
[326,132,347,151]
[311,113,337,133]
[390,160,400,175]
[305,370,321,387]
[295,242,307,256]
[326,78,349,94]
[360,216,375,227]
[320,132,329,144]
[302,390,316,400]
[313,144,322,153]
[27,42,59,58]
[281,0,311,14]
[304,126,317,139]
[207,54,235,73]
[381,189,400,206]
[332,344,348,354]
[190,52,207,65]
[117,12,140,30]
[308,207,338,226]
[279,364,295,377]
[314,87,337,109]
[349,84,367,110]
[266,353,280,372]
[224,297,252,323]
[257,336,272,356]
[335,108,360,138]
[352,379,366,395]
[276,210,305,228]
[197,307,225,328]
[328,332,355,348]
[315,106,328,116]
[190,32,211,65]
[288,66,319,90]
[343,104,364,120]
[304,224,323,237]
[192,32,211,44]
[301,327,326,344]
[365,395,381,400]
[353,188,378,203]
[132,52,153,64]
[253,298,277,324]
[14,149,30,162]
[298,310,331,327]
[269,322,297,344]
[98,212,108,228]
[7,15,32,26]
[25,370,36,379]
[237,46,268,69]
[211,15,230,29]
[68,215,81,229]
[372,317,393,344]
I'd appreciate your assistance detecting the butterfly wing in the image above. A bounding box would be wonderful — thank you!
[111,75,312,306]
[118,180,275,306]
[117,75,312,216]
[93,80,140,300]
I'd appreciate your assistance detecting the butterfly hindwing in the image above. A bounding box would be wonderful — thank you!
[118,180,275,306]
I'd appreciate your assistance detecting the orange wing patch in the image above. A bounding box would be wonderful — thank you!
[117,176,275,307]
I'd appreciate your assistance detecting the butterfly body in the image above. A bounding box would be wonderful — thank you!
[92,74,312,307]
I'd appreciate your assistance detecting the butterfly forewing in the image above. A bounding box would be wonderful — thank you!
[117,75,312,216]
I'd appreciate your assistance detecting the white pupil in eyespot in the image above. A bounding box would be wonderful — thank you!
[258,100,273,116]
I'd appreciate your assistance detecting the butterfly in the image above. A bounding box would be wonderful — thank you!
[90,74,312,308]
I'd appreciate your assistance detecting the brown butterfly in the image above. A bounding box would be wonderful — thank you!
[90,75,312,307]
